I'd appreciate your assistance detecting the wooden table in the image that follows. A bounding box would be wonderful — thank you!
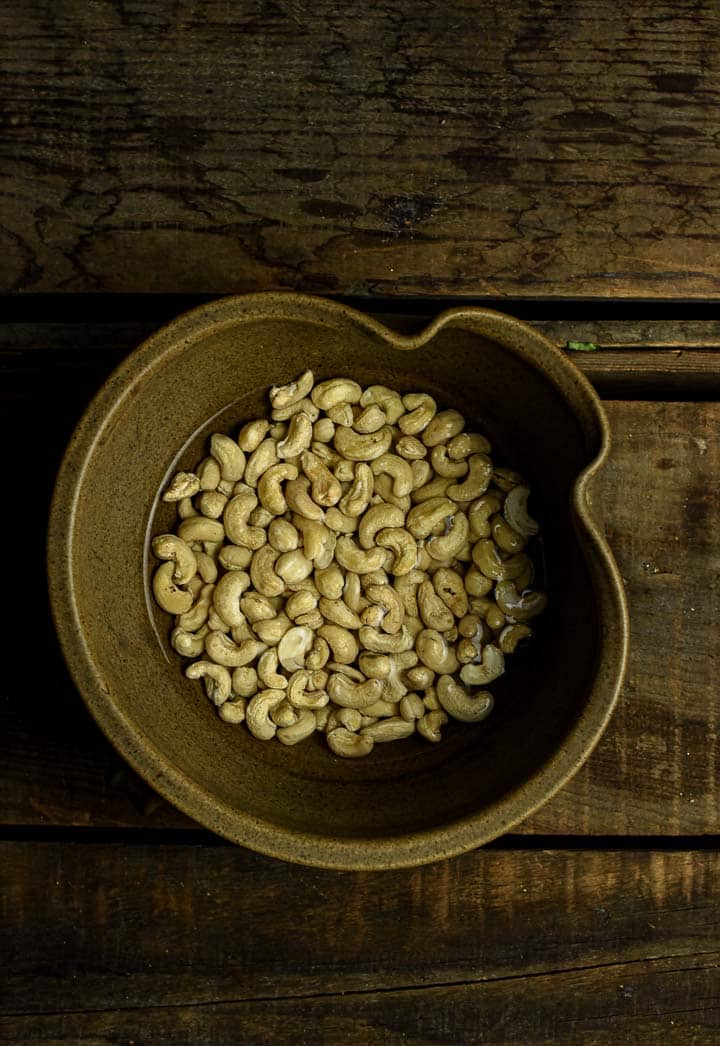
[3,4,719,1042]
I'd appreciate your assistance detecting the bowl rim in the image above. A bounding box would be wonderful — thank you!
[47,292,629,870]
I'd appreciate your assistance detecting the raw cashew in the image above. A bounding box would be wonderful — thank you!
[240,592,276,622]
[244,438,278,487]
[426,510,469,561]
[430,444,468,479]
[415,629,459,674]
[253,613,292,645]
[360,717,415,742]
[246,688,286,740]
[372,473,411,513]
[315,563,344,599]
[400,692,425,721]
[257,649,288,689]
[257,463,298,515]
[406,497,454,541]
[405,665,435,690]
[164,471,200,501]
[468,492,504,539]
[376,527,416,576]
[334,425,392,462]
[492,515,526,554]
[360,385,405,424]
[177,496,197,519]
[219,698,247,724]
[327,727,374,758]
[495,581,548,621]
[218,545,253,571]
[271,396,319,423]
[285,589,318,620]
[275,549,313,584]
[152,562,193,615]
[464,564,494,597]
[327,673,383,709]
[313,417,335,443]
[177,582,213,631]
[271,700,299,728]
[411,475,453,503]
[358,652,392,679]
[198,490,228,519]
[210,434,246,483]
[459,644,505,686]
[250,545,284,597]
[433,568,468,619]
[185,661,232,706]
[358,503,404,549]
[206,631,265,667]
[319,597,362,630]
[301,450,342,506]
[447,432,492,459]
[285,476,325,521]
[212,570,251,627]
[325,506,358,533]
[353,404,386,433]
[334,458,355,483]
[398,393,436,435]
[359,624,414,654]
[177,517,225,544]
[224,492,265,549]
[318,624,358,664]
[422,409,465,448]
[171,625,207,658]
[417,710,448,742]
[270,370,314,411]
[339,462,374,516]
[499,623,533,654]
[504,485,540,537]
[396,435,427,460]
[268,518,300,552]
[365,584,404,633]
[447,454,493,502]
[278,625,314,671]
[238,418,270,452]
[277,710,317,746]
[411,459,433,489]
[231,666,258,697]
[418,580,455,632]
[472,541,530,582]
[287,669,328,709]
[327,403,354,427]
[305,635,330,670]
[335,536,387,574]
[152,534,198,586]
[311,377,362,411]
[437,674,494,723]
[371,453,413,497]
[336,707,363,731]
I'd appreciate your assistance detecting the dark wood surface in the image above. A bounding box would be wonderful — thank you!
[4,2,720,1041]
[3,1,720,298]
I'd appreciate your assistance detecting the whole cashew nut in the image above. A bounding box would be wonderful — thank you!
[246,688,286,740]
[152,561,193,615]
[327,727,374,758]
[152,534,198,586]
[224,492,266,549]
[446,454,493,502]
[334,425,393,462]
[415,629,459,674]
[417,709,449,741]
[210,434,246,483]
[277,625,314,671]
[327,673,383,709]
[395,435,427,460]
[365,584,404,634]
[371,453,414,497]
[376,527,417,577]
[185,661,232,706]
[212,569,251,627]
[334,536,387,575]
[398,393,436,435]
[268,517,300,553]
[206,630,265,667]
[257,463,298,515]
[422,409,465,448]
[237,418,270,452]
[360,717,415,742]
[353,404,386,433]
[311,377,362,411]
[437,674,494,722]
[277,709,317,746]
[360,385,405,424]
[171,625,207,658]
[407,497,454,540]
[244,438,279,487]
[418,580,455,632]
[301,450,342,506]
[359,624,414,654]
[163,471,200,501]
[285,476,325,521]
[494,580,548,621]
[270,370,314,411]
[432,568,469,619]
[472,541,530,582]
[459,644,505,686]
[317,623,358,665]
[499,622,533,653]
[250,545,285,597]
[447,432,492,460]
[177,517,225,545]
[426,510,469,561]
[339,462,374,517]
[358,503,405,550]
[257,649,289,689]
[319,597,362,630]
[503,485,540,537]
[430,444,469,479]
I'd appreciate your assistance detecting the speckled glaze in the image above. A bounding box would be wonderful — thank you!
[47,294,629,870]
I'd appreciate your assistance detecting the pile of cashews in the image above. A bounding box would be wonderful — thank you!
[151,371,547,758]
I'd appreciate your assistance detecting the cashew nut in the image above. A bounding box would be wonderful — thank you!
[327,727,374,758]
[315,562,345,599]
[396,435,427,460]
[459,644,505,686]
[177,517,225,545]
[357,502,404,550]
[371,453,413,497]
[446,454,493,502]
[399,692,425,721]
[152,562,193,615]
[334,536,387,575]
[426,510,469,561]
[503,485,540,537]
[499,623,533,654]
[287,669,328,709]
[218,544,253,571]
[250,545,284,597]
[285,476,325,521]
[360,717,415,742]
[398,392,436,435]
[268,517,300,553]
[365,584,404,634]
[418,580,455,632]
[430,444,469,479]
[472,541,530,582]
[437,674,494,722]
[319,597,362,630]
[223,492,265,549]
[334,425,392,462]
[353,404,386,433]
[237,418,270,452]
[171,625,207,658]
[210,434,246,483]
[257,463,298,515]
[327,673,383,709]
[185,661,232,706]
[163,471,200,501]
[338,462,374,517]
[311,377,362,411]
[318,623,358,664]
[271,396,319,423]
[270,370,314,410]
[415,629,459,674]
[313,417,335,443]
[417,709,448,742]
[277,709,317,746]
[244,438,278,487]
[492,515,526,554]
[301,449,342,506]
[358,652,392,679]
[359,624,414,654]
[422,409,465,448]
[360,384,405,424]
[152,534,198,586]
[246,688,286,740]
[206,631,265,667]
[495,580,548,621]
[432,567,469,619]
[277,625,314,671]
[253,613,292,645]
[406,497,454,540]
[275,549,313,585]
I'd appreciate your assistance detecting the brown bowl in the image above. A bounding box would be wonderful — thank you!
[48,294,628,869]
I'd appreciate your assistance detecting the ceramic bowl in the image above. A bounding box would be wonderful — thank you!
[48,294,628,869]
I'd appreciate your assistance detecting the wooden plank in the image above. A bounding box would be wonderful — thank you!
[3,3,720,298]
[1,843,718,1028]
[4,392,720,834]
[2,957,719,1045]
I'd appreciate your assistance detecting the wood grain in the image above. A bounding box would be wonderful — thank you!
[1,843,718,1035]
[3,2,720,298]
[3,381,718,834]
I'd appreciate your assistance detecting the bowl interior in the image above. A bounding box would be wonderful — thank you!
[61,306,603,851]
